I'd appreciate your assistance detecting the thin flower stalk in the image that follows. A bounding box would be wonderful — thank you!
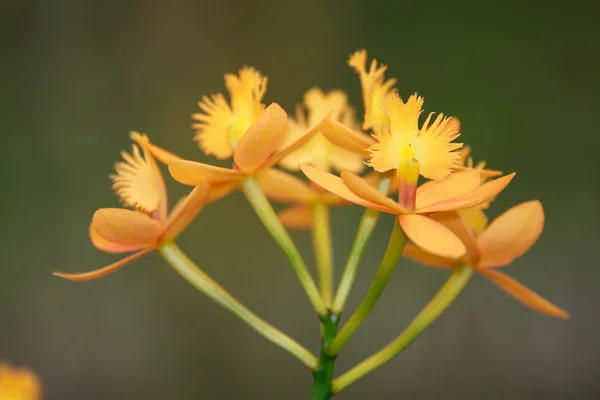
[332,262,474,393]
[312,200,334,307]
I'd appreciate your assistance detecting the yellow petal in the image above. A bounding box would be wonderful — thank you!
[415,171,481,210]
[234,103,288,173]
[398,214,466,259]
[256,168,315,203]
[477,268,568,319]
[478,200,544,268]
[278,205,313,229]
[301,165,395,213]
[319,119,374,156]
[161,183,211,241]
[130,132,181,165]
[341,171,407,214]
[53,248,153,281]
[192,93,235,159]
[110,138,167,215]
[403,243,455,268]
[92,208,161,248]
[416,173,516,214]
[169,160,245,185]
[89,224,146,253]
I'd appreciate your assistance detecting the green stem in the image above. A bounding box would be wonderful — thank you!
[328,218,407,355]
[241,177,327,316]
[158,241,318,370]
[312,200,333,307]
[310,313,340,400]
[332,172,393,314]
[332,263,474,393]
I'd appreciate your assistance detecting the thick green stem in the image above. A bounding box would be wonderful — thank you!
[241,177,327,316]
[310,313,340,400]
[312,200,333,307]
[158,241,318,370]
[328,218,407,355]
[333,172,393,313]
[332,263,474,393]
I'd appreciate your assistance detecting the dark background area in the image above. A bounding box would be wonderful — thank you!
[1,1,598,398]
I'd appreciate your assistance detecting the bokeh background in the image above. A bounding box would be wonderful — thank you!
[2,1,599,399]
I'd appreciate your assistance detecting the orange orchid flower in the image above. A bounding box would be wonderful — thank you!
[169,103,326,187]
[279,88,366,174]
[302,165,515,259]
[0,362,41,400]
[53,135,210,281]
[403,201,568,319]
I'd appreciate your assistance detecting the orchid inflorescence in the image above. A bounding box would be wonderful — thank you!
[54,49,567,399]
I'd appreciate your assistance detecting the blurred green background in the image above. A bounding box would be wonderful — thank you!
[1,1,598,399]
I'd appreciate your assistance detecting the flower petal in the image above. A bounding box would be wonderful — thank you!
[403,243,455,268]
[256,168,315,203]
[398,214,466,259]
[92,208,161,247]
[263,116,327,168]
[319,119,375,156]
[234,103,288,173]
[161,183,211,241]
[416,173,515,214]
[477,268,568,319]
[207,181,239,203]
[431,211,480,265]
[278,205,313,229]
[341,171,407,214]
[478,200,545,268]
[89,224,146,253]
[53,248,153,281]
[301,165,395,213]
[169,160,245,186]
[131,132,182,165]
[415,171,481,210]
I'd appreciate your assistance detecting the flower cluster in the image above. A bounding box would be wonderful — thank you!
[54,49,567,398]
[0,362,41,400]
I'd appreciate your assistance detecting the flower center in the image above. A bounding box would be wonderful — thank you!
[397,143,419,212]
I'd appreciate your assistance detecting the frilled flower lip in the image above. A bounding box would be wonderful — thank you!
[53,183,211,281]
[403,201,568,319]
[169,103,328,186]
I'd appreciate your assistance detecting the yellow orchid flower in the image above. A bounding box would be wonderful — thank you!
[403,201,568,319]
[279,88,365,173]
[53,135,210,281]
[0,362,41,400]
[169,103,326,187]
[302,165,515,259]
[192,66,268,159]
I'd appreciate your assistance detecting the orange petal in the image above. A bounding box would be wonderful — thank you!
[169,160,245,185]
[319,119,374,156]
[301,165,394,213]
[398,214,466,259]
[416,173,515,214]
[131,132,182,165]
[453,165,503,179]
[208,181,239,203]
[478,200,544,268]
[89,224,146,253]
[92,208,161,247]
[161,183,211,241]
[477,268,568,319]
[278,205,313,229]
[403,243,455,268]
[53,248,153,281]
[263,116,327,168]
[256,168,315,203]
[415,171,481,210]
[431,211,480,265]
[341,171,407,214]
[234,103,288,173]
